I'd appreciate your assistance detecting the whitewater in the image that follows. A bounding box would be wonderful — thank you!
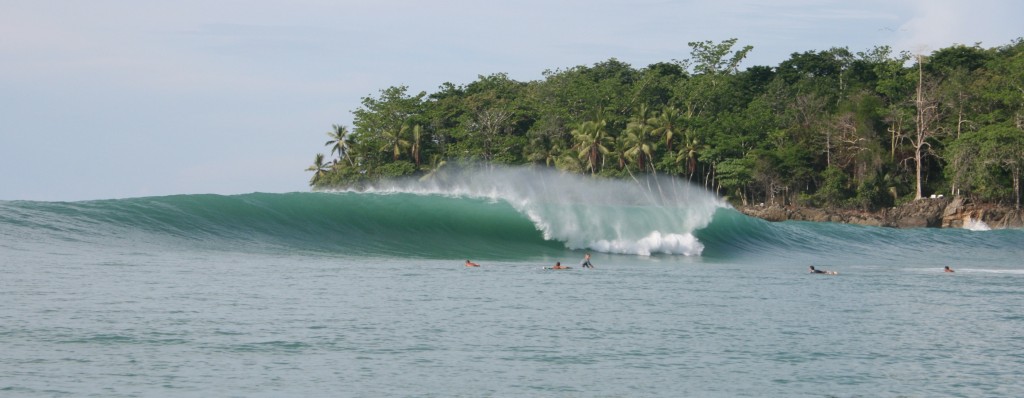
[359,167,724,256]
[2,167,1023,396]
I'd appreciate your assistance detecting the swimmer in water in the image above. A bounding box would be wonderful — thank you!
[944,266,955,273]
[465,260,480,267]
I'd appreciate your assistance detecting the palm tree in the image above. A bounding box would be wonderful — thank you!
[555,147,584,173]
[419,154,448,182]
[633,103,652,125]
[675,131,701,180]
[571,119,613,175]
[608,135,630,171]
[409,124,423,167]
[527,132,564,168]
[380,124,411,161]
[648,106,685,153]
[624,110,659,174]
[324,124,352,165]
[305,153,330,186]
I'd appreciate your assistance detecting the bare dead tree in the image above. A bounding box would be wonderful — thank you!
[885,105,911,162]
[831,112,869,171]
[470,107,513,162]
[910,54,945,200]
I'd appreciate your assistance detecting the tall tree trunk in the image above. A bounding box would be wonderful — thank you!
[1014,165,1021,210]
[921,148,929,200]
[913,54,933,200]
[921,54,929,200]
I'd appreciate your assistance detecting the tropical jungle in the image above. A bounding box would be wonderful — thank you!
[307,38,1024,211]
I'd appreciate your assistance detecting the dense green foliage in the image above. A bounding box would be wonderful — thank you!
[309,38,1024,209]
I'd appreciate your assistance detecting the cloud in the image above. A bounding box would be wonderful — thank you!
[895,0,1023,53]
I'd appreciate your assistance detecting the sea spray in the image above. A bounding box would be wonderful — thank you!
[357,166,726,256]
[963,217,992,231]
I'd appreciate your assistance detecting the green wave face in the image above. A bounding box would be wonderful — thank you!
[0,168,725,259]
[694,206,1024,266]
[0,192,567,259]
[2,167,1021,263]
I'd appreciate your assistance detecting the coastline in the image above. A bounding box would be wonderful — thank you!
[736,197,1024,229]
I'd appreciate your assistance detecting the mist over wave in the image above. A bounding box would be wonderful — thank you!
[354,166,727,256]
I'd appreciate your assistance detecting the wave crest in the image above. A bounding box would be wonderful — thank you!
[352,166,726,256]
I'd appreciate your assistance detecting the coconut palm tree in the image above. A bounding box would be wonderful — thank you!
[624,112,659,174]
[419,154,448,182]
[571,119,613,175]
[324,124,352,165]
[305,153,330,186]
[380,124,411,161]
[675,131,702,180]
[633,103,652,125]
[608,135,630,171]
[527,131,565,168]
[555,147,584,173]
[409,124,424,167]
[648,106,685,153]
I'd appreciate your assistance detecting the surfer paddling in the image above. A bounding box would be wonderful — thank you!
[809,265,838,275]
[465,260,480,267]
[549,261,570,270]
[944,266,955,273]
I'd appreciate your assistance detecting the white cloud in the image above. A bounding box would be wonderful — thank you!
[895,0,1023,54]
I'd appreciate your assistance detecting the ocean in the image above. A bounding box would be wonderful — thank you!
[2,168,1023,397]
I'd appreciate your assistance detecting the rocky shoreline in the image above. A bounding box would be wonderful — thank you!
[737,197,1024,229]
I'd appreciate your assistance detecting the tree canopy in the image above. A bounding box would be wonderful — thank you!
[309,38,1024,210]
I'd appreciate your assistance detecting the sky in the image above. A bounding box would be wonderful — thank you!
[1,0,1021,201]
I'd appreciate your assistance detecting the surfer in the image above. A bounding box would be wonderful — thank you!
[579,253,594,269]
[550,261,569,270]
[809,265,837,275]
[465,260,480,267]
[944,266,955,273]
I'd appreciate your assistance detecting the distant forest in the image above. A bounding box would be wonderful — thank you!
[308,38,1024,210]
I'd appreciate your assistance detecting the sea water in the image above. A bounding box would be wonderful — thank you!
[2,168,1023,397]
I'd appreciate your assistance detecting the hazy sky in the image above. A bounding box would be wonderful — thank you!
[2,0,1021,201]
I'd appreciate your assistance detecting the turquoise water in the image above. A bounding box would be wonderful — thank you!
[2,169,1023,396]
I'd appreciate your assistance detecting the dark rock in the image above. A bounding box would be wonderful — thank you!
[895,215,930,228]
[886,197,950,228]
[794,208,828,222]
[848,216,884,227]
[740,205,789,222]
[943,197,964,219]
[762,206,789,222]
[733,196,1023,229]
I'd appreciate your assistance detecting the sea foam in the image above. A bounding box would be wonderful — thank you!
[357,166,725,256]
[963,217,992,231]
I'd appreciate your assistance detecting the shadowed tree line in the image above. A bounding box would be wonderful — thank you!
[309,38,1024,210]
